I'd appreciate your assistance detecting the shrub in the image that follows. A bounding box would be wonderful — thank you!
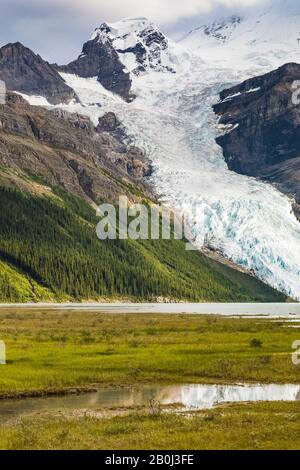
[250,338,263,348]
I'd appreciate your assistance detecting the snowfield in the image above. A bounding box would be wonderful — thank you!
[19,2,300,299]
[180,0,300,72]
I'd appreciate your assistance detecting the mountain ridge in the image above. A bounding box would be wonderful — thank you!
[57,31,134,102]
[0,9,300,300]
[0,42,76,104]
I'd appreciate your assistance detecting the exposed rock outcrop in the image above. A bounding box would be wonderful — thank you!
[0,42,76,105]
[58,32,134,102]
[214,62,300,213]
[97,112,122,132]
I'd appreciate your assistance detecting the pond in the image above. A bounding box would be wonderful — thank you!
[0,383,299,424]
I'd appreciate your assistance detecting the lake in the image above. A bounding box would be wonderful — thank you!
[0,303,300,318]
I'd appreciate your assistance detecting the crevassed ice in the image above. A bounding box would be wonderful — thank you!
[58,57,300,300]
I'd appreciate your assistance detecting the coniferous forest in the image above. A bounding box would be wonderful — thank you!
[0,185,286,303]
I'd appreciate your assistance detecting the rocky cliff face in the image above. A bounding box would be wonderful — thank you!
[0,43,76,105]
[214,62,300,212]
[0,93,151,204]
[59,31,133,102]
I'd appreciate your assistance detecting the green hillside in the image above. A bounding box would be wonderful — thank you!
[0,184,286,303]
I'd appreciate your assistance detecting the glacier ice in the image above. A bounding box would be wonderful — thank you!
[59,60,300,299]
[20,7,300,299]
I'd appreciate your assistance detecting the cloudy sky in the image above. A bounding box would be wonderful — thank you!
[1,0,270,64]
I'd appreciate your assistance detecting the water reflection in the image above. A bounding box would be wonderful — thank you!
[0,383,299,424]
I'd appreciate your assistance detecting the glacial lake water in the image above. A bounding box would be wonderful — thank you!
[0,383,299,424]
[0,303,300,318]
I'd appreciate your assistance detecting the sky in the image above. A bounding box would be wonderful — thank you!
[0,0,271,64]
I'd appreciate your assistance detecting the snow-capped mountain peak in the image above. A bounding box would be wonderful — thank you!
[182,15,242,47]
[91,17,175,75]
[91,17,152,40]
[180,0,300,70]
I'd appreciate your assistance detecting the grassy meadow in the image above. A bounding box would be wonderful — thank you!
[0,310,299,397]
[1,402,299,450]
[0,310,299,450]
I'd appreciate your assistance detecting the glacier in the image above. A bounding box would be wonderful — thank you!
[19,4,300,299]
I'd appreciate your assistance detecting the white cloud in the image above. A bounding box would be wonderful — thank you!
[0,0,269,62]
[38,0,266,25]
